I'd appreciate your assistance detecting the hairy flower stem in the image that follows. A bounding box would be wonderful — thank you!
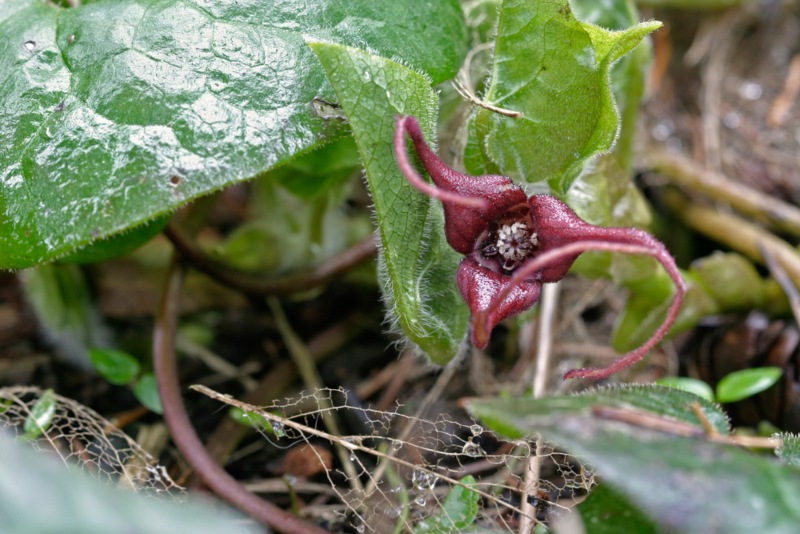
[393,118,487,209]
[153,255,328,534]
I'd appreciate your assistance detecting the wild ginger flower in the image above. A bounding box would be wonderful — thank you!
[393,115,685,380]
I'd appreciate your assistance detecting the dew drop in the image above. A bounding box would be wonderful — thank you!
[355,524,365,533]
[363,71,371,81]
[284,475,297,486]
[414,495,426,507]
[412,470,436,491]
[469,424,483,436]
[23,40,35,51]
[391,440,403,451]
[349,452,357,461]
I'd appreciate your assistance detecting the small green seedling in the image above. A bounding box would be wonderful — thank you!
[657,367,783,404]
[89,348,162,413]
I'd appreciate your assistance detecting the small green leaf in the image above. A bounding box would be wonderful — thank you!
[655,377,715,402]
[309,41,469,363]
[775,433,800,467]
[716,367,783,404]
[464,0,661,193]
[414,475,479,533]
[21,389,57,441]
[88,348,141,386]
[133,374,162,414]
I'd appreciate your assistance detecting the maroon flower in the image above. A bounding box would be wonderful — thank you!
[394,115,685,380]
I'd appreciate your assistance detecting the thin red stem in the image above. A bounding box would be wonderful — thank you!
[476,240,686,381]
[394,116,487,209]
[153,255,329,534]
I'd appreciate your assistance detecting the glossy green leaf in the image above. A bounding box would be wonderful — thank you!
[0,434,262,534]
[88,348,141,386]
[0,0,466,269]
[775,433,800,467]
[576,484,658,534]
[414,475,479,533]
[464,0,660,193]
[716,367,783,404]
[468,390,800,533]
[465,384,730,440]
[309,42,469,364]
[21,388,57,441]
[655,377,715,402]
[133,373,163,414]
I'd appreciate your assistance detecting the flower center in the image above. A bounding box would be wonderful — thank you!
[482,221,538,271]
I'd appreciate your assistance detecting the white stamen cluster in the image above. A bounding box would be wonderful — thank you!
[495,222,537,269]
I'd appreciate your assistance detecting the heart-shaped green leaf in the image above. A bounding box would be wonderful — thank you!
[0,0,466,269]
[309,41,469,364]
[463,0,660,193]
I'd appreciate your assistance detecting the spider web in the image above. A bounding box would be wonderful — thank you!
[196,385,594,533]
[0,386,184,497]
